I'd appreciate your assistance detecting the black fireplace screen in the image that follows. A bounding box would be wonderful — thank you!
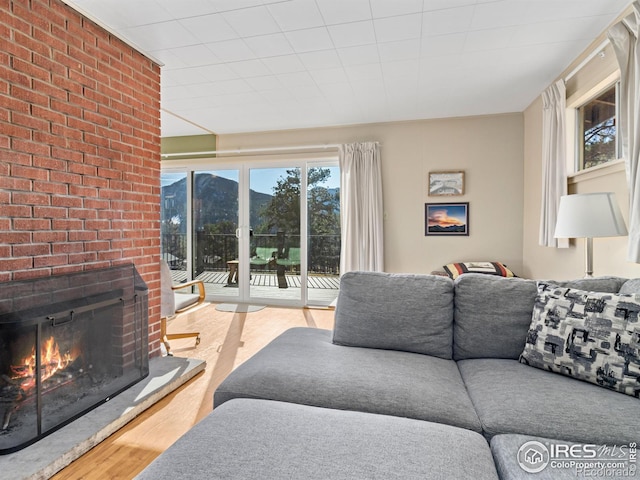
[0,264,149,454]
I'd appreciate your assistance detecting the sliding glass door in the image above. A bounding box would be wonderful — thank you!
[160,160,340,307]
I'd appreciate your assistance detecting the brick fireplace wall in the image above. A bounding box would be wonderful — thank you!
[0,0,163,356]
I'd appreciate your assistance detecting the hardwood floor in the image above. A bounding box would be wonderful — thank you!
[50,303,335,480]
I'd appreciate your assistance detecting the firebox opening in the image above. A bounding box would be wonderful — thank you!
[0,264,149,454]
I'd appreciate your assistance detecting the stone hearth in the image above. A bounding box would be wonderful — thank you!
[0,356,205,480]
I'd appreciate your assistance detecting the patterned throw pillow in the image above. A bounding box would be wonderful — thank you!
[442,261,516,280]
[520,282,640,398]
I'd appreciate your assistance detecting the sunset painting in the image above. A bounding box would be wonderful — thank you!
[425,203,469,236]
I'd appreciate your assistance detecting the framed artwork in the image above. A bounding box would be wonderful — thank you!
[428,171,464,196]
[425,202,469,236]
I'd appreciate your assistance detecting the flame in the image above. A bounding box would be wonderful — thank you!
[10,336,75,393]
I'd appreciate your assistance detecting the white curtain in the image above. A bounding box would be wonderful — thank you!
[539,79,569,248]
[339,142,384,273]
[608,1,640,262]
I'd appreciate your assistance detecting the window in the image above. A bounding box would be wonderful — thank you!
[576,83,619,170]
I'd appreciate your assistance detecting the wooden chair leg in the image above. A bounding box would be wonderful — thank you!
[160,317,200,356]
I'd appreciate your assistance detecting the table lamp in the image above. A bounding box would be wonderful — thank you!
[554,192,628,278]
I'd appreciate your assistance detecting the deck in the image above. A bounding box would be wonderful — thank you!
[171,270,339,305]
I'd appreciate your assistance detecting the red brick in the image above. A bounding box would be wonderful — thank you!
[13,218,51,230]
[85,219,110,230]
[33,206,68,218]
[52,218,83,230]
[50,170,82,185]
[12,165,49,181]
[34,180,68,195]
[53,242,84,254]
[84,240,110,252]
[0,257,33,271]
[11,84,50,108]
[65,252,97,265]
[11,138,51,156]
[69,185,97,198]
[1,205,31,217]
[69,230,97,241]
[33,231,67,243]
[11,191,50,206]
[83,176,109,189]
[33,156,67,171]
[52,195,82,208]
[13,243,51,256]
[0,231,31,243]
[69,208,97,219]
[34,254,69,268]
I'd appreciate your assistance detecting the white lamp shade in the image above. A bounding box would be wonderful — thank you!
[554,192,628,239]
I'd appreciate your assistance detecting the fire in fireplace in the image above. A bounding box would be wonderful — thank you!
[0,264,149,454]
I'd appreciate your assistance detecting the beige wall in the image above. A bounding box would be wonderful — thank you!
[522,15,640,280]
[217,114,524,275]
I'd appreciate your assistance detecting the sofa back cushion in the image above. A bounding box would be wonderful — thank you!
[333,271,454,359]
[453,275,629,360]
[453,275,537,360]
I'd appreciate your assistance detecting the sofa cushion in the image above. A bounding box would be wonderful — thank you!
[453,274,538,360]
[620,278,640,295]
[520,282,640,398]
[333,271,454,359]
[215,327,482,432]
[491,434,638,480]
[458,358,640,445]
[452,275,629,361]
[136,399,499,480]
[444,261,516,279]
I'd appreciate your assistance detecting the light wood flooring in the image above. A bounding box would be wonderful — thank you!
[50,303,335,480]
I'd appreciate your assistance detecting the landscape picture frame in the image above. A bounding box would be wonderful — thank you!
[425,202,469,236]
[428,171,464,196]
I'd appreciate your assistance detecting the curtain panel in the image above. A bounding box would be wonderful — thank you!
[539,79,569,248]
[608,1,640,263]
[339,142,384,274]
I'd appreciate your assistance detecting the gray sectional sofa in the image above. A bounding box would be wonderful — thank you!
[138,272,640,479]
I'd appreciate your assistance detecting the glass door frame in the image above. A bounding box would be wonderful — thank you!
[161,153,339,307]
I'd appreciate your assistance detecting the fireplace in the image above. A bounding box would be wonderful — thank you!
[0,264,149,454]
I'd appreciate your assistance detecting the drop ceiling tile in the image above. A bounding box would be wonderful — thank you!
[187,63,239,82]
[285,27,334,53]
[155,0,219,19]
[328,21,376,48]
[244,33,295,58]
[290,85,324,100]
[420,32,466,58]
[122,21,200,51]
[369,0,423,19]
[422,6,474,37]
[261,54,306,74]
[309,67,350,84]
[210,0,264,13]
[278,71,316,88]
[178,14,239,43]
[244,75,283,91]
[381,59,419,80]
[337,44,380,66]
[464,26,518,52]
[377,39,420,62]
[298,49,342,70]
[206,79,254,95]
[315,0,372,25]
[344,63,383,82]
[227,59,272,77]
[161,67,209,86]
[206,38,256,62]
[374,13,422,43]
[267,0,325,31]
[154,44,221,68]
[221,5,281,37]
[422,0,476,12]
